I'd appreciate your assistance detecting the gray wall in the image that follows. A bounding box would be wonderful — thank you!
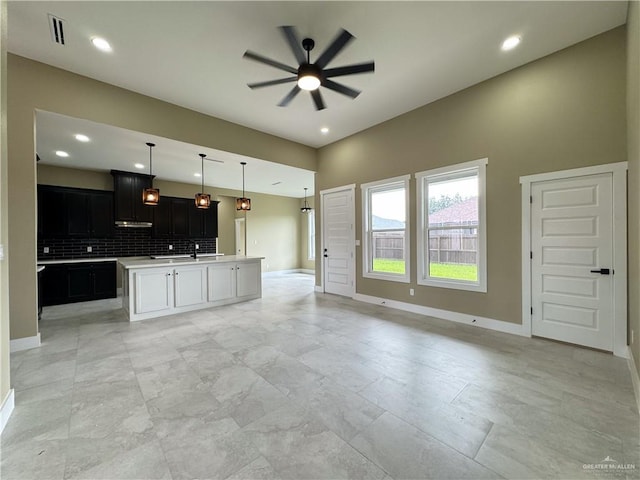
[317,27,627,326]
[626,1,640,376]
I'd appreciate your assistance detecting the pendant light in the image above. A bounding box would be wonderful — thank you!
[195,153,211,209]
[300,187,312,213]
[236,161,251,211]
[142,142,159,206]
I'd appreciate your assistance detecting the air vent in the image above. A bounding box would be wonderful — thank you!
[48,14,66,45]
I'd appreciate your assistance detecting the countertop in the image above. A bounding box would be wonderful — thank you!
[119,255,264,269]
[37,257,119,265]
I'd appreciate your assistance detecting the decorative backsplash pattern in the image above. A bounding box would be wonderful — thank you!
[37,228,217,260]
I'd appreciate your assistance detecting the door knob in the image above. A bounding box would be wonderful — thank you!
[589,268,610,275]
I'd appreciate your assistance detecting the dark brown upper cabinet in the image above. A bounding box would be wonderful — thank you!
[37,185,114,239]
[188,201,219,239]
[111,170,154,224]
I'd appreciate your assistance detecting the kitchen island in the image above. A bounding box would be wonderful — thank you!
[119,255,263,322]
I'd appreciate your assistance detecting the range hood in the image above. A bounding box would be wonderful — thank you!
[115,220,152,228]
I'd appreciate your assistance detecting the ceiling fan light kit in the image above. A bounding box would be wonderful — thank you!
[142,142,159,206]
[244,26,374,110]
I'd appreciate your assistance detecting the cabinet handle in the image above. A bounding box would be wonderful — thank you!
[236,266,240,270]
[166,273,171,276]
[175,272,179,276]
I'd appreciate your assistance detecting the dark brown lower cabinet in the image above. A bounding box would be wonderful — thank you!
[41,262,117,306]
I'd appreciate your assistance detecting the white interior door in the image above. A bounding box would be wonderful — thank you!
[322,187,354,297]
[531,173,614,351]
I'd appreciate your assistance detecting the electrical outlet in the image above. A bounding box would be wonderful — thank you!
[195,244,200,250]
[43,246,50,254]
[87,246,92,253]
[409,288,414,296]
[168,245,173,250]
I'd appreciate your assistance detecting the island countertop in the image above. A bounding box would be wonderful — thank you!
[119,255,264,270]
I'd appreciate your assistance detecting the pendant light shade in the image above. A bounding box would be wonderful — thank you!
[236,161,251,211]
[195,153,211,209]
[300,187,312,213]
[142,142,159,206]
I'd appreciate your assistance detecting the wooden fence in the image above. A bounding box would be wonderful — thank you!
[372,231,477,264]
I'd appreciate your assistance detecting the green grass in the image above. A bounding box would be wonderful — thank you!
[429,262,477,281]
[372,258,477,281]
[372,258,406,274]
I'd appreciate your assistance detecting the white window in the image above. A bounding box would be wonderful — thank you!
[308,210,315,260]
[361,175,410,283]
[416,159,487,292]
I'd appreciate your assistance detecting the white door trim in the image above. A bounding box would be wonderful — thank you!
[520,162,628,357]
[319,184,356,296]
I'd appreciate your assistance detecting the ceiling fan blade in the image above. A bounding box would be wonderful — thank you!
[310,90,326,111]
[278,85,301,107]
[243,51,298,74]
[280,26,306,65]
[322,79,361,99]
[248,77,297,89]
[315,29,354,69]
[323,62,375,78]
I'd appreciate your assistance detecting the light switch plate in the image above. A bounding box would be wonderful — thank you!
[43,246,50,254]
[87,246,92,253]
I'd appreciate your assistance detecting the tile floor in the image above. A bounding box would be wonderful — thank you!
[1,273,639,480]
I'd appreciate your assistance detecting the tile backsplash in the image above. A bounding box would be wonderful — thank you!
[37,228,217,260]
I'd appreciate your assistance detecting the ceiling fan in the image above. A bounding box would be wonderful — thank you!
[243,26,375,111]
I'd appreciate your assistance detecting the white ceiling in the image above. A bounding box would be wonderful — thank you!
[36,111,315,198]
[8,1,628,196]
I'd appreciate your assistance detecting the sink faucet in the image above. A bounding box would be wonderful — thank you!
[188,240,197,259]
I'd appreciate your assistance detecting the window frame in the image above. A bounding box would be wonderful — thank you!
[361,174,410,283]
[416,158,488,292]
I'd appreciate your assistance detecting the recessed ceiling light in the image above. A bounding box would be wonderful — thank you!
[91,37,112,52]
[320,127,329,134]
[194,173,201,177]
[55,150,69,157]
[501,35,521,51]
[74,134,90,142]
[134,163,145,169]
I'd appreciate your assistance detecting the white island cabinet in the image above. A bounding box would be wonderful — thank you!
[209,261,260,302]
[120,256,263,322]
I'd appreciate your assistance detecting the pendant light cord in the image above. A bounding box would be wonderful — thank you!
[146,142,156,186]
[241,161,247,197]
[201,154,205,191]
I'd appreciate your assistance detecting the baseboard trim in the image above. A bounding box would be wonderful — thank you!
[263,269,315,277]
[0,388,15,434]
[353,293,528,337]
[628,347,640,414]
[10,333,41,352]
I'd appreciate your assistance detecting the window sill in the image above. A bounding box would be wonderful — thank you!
[418,278,486,293]
[364,272,410,283]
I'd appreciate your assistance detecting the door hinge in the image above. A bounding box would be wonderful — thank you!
[530,307,533,315]
[530,251,533,259]
[530,195,533,204]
